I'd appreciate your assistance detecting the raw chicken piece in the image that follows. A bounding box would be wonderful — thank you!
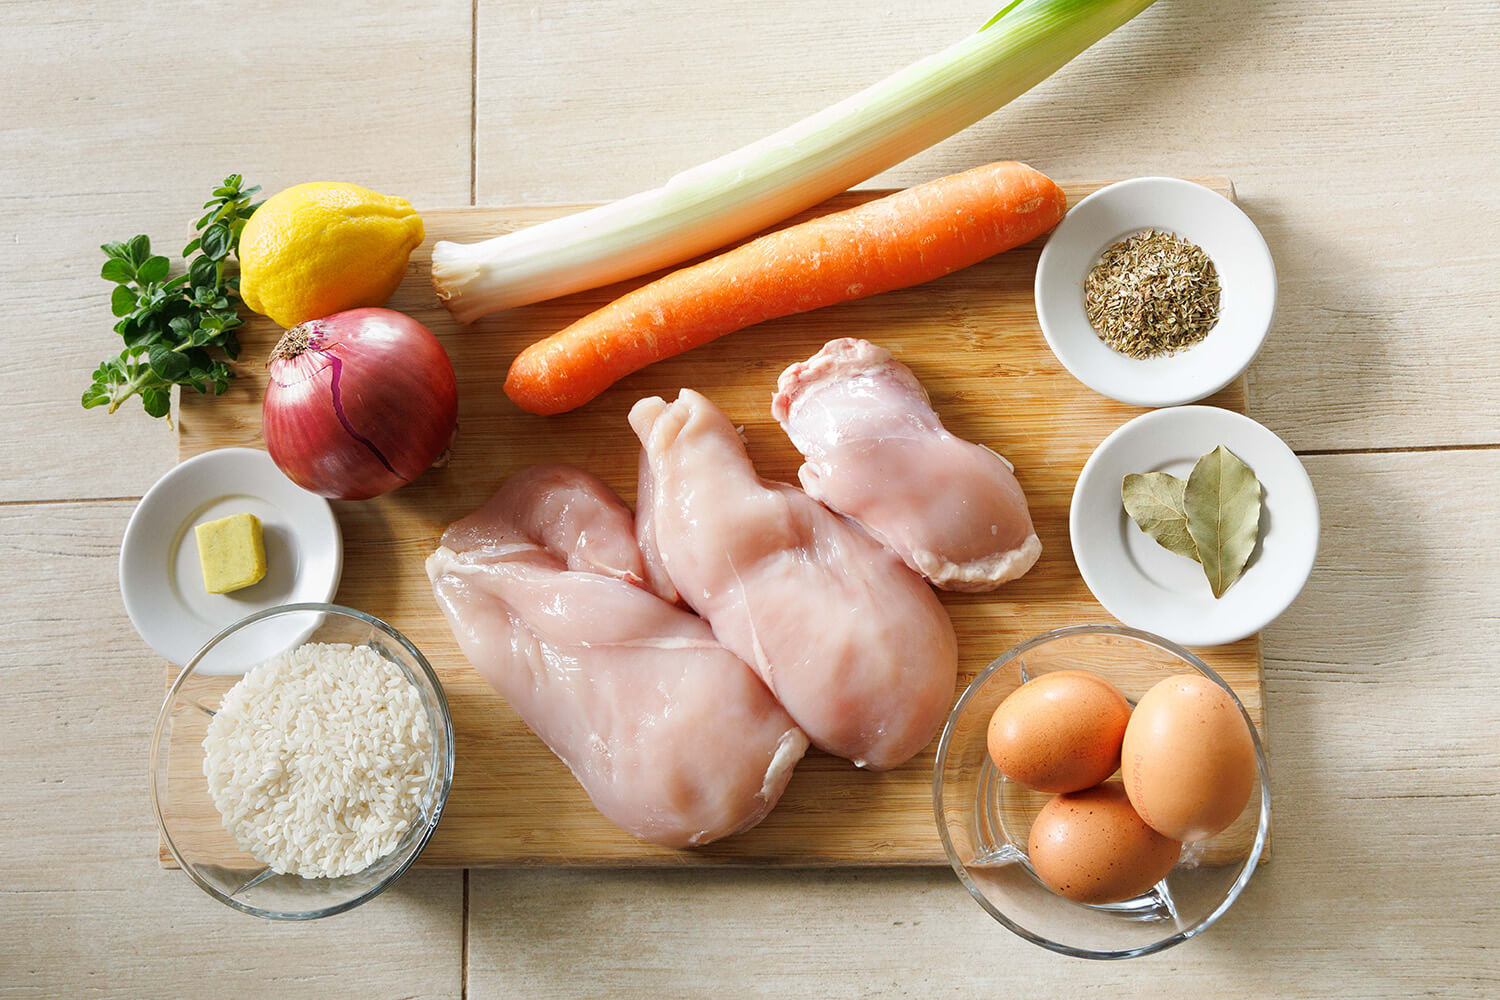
[634,446,680,606]
[772,338,1041,592]
[631,390,958,771]
[428,465,807,848]
[437,463,654,590]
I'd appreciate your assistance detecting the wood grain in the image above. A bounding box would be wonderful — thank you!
[464,450,1500,998]
[475,0,1500,453]
[0,502,464,1000]
[5,0,1498,996]
[0,0,474,505]
[165,180,1265,867]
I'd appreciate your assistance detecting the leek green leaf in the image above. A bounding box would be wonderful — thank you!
[1121,472,1198,560]
[430,0,1160,320]
[978,0,1027,31]
[1185,446,1262,598]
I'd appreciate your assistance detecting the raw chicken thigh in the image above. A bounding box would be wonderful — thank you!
[428,465,807,847]
[773,338,1041,592]
[631,390,958,771]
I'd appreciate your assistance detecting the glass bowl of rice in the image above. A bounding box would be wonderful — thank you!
[150,603,455,920]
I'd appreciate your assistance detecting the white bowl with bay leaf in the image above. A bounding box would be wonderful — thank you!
[1035,177,1276,407]
[1070,406,1318,647]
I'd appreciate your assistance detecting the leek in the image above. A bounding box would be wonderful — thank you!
[433,0,1157,323]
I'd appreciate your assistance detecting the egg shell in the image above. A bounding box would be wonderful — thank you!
[1027,782,1182,905]
[986,669,1132,794]
[1121,674,1257,842]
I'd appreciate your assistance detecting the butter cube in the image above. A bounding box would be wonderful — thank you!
[194,513,267,594]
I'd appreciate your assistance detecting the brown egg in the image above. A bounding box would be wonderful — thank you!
[1121,674,1257,842]
[1027,783,1182,904]
[986,670,1132,793]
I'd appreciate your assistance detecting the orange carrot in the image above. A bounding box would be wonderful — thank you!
[504,161,1067,415]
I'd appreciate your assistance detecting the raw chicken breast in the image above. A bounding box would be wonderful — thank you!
[437,462,654,590]
[773,338,1041,592]
[428,465,807,848]
[631,390,958,771]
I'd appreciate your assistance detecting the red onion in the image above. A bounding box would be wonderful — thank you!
[263,308,458,500]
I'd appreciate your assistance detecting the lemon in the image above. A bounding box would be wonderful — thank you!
[238,182,425,328]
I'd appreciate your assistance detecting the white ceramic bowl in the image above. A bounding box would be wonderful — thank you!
[1070,406,1318,647]
[1035,177,1276,407]
[120,448,342,667]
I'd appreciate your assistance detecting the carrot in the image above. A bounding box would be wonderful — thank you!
[504,161,1067,415]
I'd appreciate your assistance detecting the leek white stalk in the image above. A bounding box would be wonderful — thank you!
[433,0,1157,323]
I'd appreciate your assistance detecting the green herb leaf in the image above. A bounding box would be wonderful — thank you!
[188,254,217,288]
[1184,445,1262,598]
[110,284,138,317]
[141,386,171,419]
[137,254,171,284]
[100,258,135,283]
[199,223,230,260]
[1121,472,1199,561]
[127,234,151,266]
[85,174,258,422]
[120,318,161,350]
[167,315,195,340]
[147,343,190,380]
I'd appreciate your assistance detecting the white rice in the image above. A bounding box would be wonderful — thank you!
[202,642,434,878]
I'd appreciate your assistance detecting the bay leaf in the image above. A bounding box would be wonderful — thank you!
[1121,472,1199,561]
[1184,445,1262,598]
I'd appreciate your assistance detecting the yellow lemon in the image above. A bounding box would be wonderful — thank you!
[238,182,425,328]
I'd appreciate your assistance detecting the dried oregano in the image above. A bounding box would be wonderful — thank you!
[1084,230,1221,359]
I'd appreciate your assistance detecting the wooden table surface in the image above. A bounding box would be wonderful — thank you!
[2,1,1496,996]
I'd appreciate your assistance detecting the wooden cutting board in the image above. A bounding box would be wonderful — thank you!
[166,178,1264,867]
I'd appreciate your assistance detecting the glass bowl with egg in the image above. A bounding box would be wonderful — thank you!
[933,624,1270,959]
[150,603,455,919]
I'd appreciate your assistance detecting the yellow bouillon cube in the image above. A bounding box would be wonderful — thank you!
[194,513,267,594]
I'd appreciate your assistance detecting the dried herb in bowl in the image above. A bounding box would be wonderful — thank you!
[1121,445,1262,598]
[1084,230,1221,359]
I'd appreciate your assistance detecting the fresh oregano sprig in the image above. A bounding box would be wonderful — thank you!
[83,174,261,423]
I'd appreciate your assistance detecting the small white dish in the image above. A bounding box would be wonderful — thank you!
[1035,177,1276,407]
[1070,406,1318,647]
[120,448,342,670]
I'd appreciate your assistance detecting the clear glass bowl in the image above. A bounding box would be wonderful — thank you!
[150,603,455,920]
[933,624,1270,959]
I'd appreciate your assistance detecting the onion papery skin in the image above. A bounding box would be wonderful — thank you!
[263,308,459,500]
